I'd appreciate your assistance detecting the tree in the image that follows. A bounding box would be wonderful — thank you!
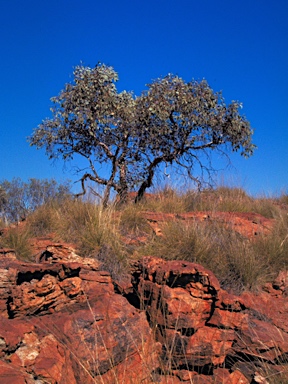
[30,64,137,206]
[29,64,255,205]
[133,75,255,201]
[0,178,71,223]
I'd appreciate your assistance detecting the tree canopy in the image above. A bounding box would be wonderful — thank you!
[0,178,71,223]
[29,63,255,205]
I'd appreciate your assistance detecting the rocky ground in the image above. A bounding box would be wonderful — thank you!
[0,210,287,383]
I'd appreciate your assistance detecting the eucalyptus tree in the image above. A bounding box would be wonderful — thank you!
[30,64,138,206]
[30,63,255,205]
[134,75,255,201]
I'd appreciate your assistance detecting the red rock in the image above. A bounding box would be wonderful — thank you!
[141,282,212,330]
[0,360,34,384]
[174,369,198,381]
[273,270,288,294]
[208,307,249,330]
[141,210,275,240]
[1,241,288,383]
[33,334,76,384]
[0,317,34,353]
[213,368,231,383]
[217,289,246,311]
[39,292,161,384]
[185,327,235,366]
[241,290,288,333]
[157,376,182,383]
[234,317,288,361]
[189,374,214,383]
[229,370,250,384]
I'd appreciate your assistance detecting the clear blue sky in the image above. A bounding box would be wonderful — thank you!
[1,0,287,196]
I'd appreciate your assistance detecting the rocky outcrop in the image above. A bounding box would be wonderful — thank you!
[0,248,161,383]
[143,211,274,239]
[0,247,287,383]
[129,257,288,382]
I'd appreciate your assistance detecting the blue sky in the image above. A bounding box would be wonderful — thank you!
[0,0,287,196]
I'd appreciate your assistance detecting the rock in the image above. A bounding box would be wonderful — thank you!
[241,290,288,333]
[234,317,288,361]
[229,370,250,384]
[141,211,275,239]
[0,360,36,384]
[1,245,288,383]
[0,245,161,383]
[130,257,288,382]
[273,270,288,294]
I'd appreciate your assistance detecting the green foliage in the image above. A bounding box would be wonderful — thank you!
[29,63,255,205]
[0,178,71,224]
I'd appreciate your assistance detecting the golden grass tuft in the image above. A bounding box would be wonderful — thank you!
[1,185,287,291]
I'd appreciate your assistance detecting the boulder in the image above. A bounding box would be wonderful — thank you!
[0,245,161,383]
[1,246,288,383]
[130,257,288,382]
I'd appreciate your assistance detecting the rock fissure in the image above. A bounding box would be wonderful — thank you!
[0,247,287,382]
[16,269,59,285]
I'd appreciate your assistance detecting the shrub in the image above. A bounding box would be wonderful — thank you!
[119,204,152,235]
[140,217,275,292]
[251,210,288,279]
[0,226,33,261]
[0,178,71,223]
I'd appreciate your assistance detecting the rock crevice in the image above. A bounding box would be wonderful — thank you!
[0,246,287,383]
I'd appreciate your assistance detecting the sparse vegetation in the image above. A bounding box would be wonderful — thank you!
[29,63,255,205]
[1,182,288,382]
[0,178,71,224]
[1,183,287,291]
[0,226,33,261]
[28,198,128,278]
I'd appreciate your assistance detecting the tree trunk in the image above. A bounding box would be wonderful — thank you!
[135,169,155,203]
[135,157,168,203]
[102,185,111,208]
[118,162,128,205]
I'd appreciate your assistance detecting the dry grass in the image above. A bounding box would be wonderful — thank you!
[28,198,129,278]
[1,185,288,382]
[0,226,33,261]
[2,185,287,291]
[183,186,281,218]
[118,204,152,236]
[139,219,271,292]
[142,186,187,213]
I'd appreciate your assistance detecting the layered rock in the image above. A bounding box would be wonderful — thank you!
[143,211,274,239]
[130,257,288,382]
[0,246,287,383]
[0,247,161,383]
